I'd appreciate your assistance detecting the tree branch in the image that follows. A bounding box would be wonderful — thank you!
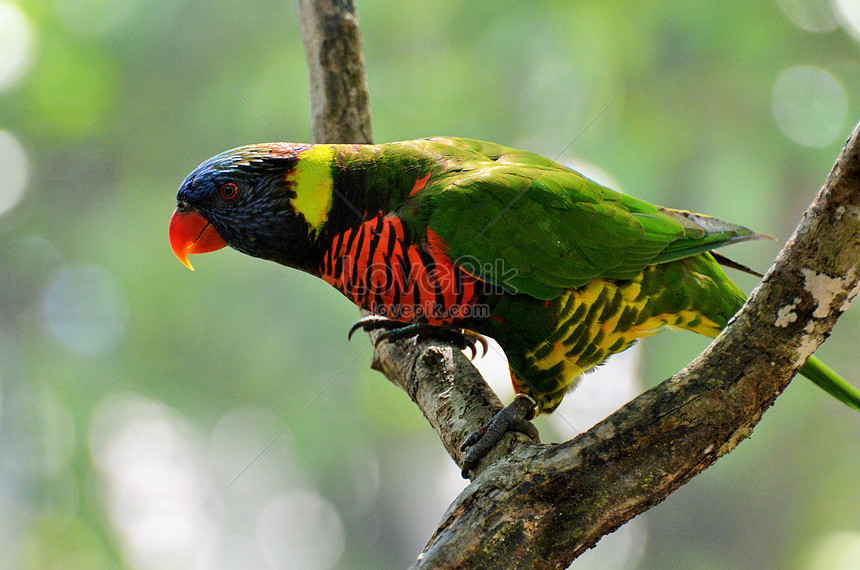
[295,1,860,566]
[296,0,373,144]
[414,125,860,567]
[295,0,518,471]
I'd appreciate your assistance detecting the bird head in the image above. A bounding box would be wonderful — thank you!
[169,143,325,271]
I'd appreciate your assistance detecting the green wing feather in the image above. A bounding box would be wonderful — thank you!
[421,138,764,300]
[406,137,860,415]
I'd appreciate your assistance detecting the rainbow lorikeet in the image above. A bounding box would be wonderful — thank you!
[169,137,860,475]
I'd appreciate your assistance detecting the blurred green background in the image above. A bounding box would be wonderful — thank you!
[1,0,859,568]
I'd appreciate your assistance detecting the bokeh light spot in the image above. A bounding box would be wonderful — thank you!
[833,0,860,41]
[0,2,33,91]
[0,131,29,216]
[90,394,219,569]
[777,0,838,33]
[43,264,127,355]
[771,65,847,148]
[257,492,345,569]
[210,406,310,491]
[809,531,860,569]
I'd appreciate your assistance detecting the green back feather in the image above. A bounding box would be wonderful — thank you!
[417,138,764,300]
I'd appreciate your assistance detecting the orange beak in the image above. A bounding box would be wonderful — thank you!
[169,209,227,270]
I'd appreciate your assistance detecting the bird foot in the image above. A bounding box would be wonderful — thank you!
[460,393,541,478]
[348,315,488,359]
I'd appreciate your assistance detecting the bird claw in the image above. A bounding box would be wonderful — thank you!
[348,314,402,341]
[443,329,487,360]
[348,315,488,359]
[460,394,541,478]
[465,333,489,360]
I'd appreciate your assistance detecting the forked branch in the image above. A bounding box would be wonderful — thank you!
[295,1,860,567]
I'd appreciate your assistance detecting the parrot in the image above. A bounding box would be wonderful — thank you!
[169,136,860,476]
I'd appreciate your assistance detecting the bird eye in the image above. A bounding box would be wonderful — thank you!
[220,182,239,200]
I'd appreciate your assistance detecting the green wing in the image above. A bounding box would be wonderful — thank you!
[421,138,762,300]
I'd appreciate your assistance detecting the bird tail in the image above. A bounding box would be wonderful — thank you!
[800,356,860,413]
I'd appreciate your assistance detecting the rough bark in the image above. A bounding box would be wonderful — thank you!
[296,0,373,144]
[295,1,860,567]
